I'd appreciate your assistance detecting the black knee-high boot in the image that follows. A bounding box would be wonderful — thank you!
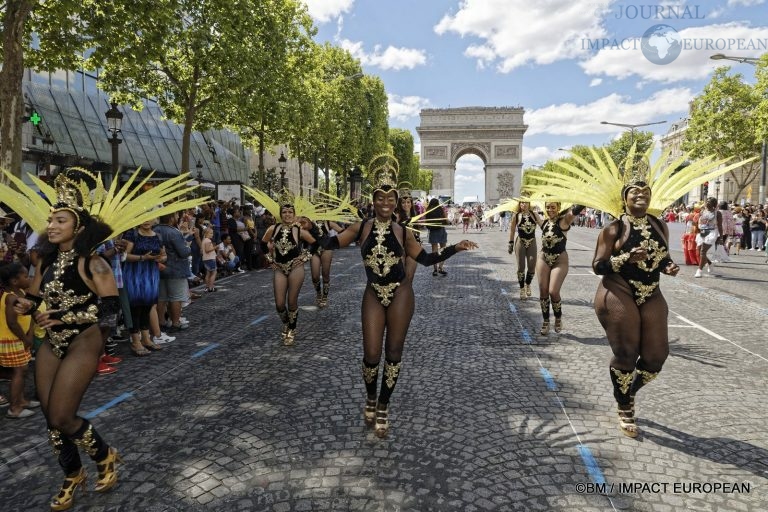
[630,359,660,397]
[539,297,550,334]
[49,427,83,475]
[68,419,109,461]
[609,366,633,408]
[377,359,402,406]
[525,272,535,286]
[362,359,379,425]
[313,279,321,304]
[321,282,330,306]
[362,360,379,398]
[552,300,562,332]
[277,307,289,340]
[516,271,525,289]
[287,309,298,330]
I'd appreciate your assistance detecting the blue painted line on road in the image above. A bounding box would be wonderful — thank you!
[521,329,532,344]
[84,392,133,419]
[578,445,606,485]
[501,288,508,295]
[508,302,516,313]
[250,315,269,326]
[539,368,557,391]
[191,343,220,359]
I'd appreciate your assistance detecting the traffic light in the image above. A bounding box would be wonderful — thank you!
[702,181,709,197]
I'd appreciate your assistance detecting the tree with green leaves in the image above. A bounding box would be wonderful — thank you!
[1,1,169,177]
[605,130,655,170]
[682,66,762,201]
[388,128,415,184]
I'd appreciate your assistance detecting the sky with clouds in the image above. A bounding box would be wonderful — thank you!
[303,0,768,201]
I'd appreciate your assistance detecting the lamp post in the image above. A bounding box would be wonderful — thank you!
[600,120,667,145]
[41,130,54,178]
[709,54,765,205]
[196,160,204,198]
[715,179,721,200]
[349,165,363,201]
[105,102,123,185]
[725,177,731,202]
[278,151,287,190]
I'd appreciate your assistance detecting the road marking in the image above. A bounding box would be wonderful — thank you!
[539,368,557,391]
[250,315,269,326]
[191,343,221,359]
[84,392,133,419]
[672,311,768,363]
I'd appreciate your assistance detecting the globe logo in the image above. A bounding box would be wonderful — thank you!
[641,24,682,65]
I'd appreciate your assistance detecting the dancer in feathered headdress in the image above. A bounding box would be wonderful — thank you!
[317,153,478,438]
[502,196,541,300]
[1,166,204,511]
[525,144,752,439]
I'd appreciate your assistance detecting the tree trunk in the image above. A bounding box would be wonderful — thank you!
[258,122,265,189]
[313,152,319,191]
[297,141,304,197]
[0,1,33,180]
[324,144,329,193]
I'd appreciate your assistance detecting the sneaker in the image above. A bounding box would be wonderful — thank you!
[6,408,35,419]
[706,264,711,274]
[96,362,117,375]
[153,333,175,344]
[694,269,702,278]
[236,269,246,273]
[101,354,123,365]
[109,333,129,342]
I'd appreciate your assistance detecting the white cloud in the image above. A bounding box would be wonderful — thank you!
[388,94,431,122]
[728,0,766,6]
[589,78,603,87]
[434,0,612,72]
[302,0,355,23]
[339,39,427,70]
[525,88,693,136]
[522,145,562,164]
[580,23,768,84]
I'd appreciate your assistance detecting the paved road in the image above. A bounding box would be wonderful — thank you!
[1,222,766,511]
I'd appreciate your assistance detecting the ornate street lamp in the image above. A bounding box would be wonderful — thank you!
[105,102,123,184]
[41,130,54,177]
[349,165,363,201]
[196,159,204,182]
[725,177,731,202]
[715,179,722,200]
[278,151,287,189]
[600,120,666,146]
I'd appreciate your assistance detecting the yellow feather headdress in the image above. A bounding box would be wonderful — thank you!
[522,144,756,218]
[241,186,358,224]
[0,167,207,239]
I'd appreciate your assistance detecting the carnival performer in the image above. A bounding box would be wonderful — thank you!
[1,167,204,510]
[261,199,316,345]
[534,202,583,334]
[695,197,723,277]
[394,182,421,282]
[507,199,541,300]
[320,155,478,438]
[307,217,344,308]
[522,144,747,439]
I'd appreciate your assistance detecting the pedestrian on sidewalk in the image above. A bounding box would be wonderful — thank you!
[320,156,478,438]
[695,197,722,277]
[0,262,38,419]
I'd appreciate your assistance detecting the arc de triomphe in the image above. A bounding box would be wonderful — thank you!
[416,107,527,205]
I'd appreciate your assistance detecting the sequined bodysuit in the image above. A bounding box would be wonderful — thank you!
[40,249,100,358]
[540,217,569,267]
[515,212,537,248]
[271,224,305,275]
[614,215,670,305]
[359,219,405,307]
[309,221,330,256]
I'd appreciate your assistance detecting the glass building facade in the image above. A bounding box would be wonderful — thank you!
[22,68,249,184]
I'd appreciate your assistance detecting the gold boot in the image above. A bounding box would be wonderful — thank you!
[374,404,389,438]
[519,288,526,300]
[364,398,377,426]
[50,467,87,511]
[283,329,295,346]
[94,447,123,493]
[554,317,562,333]
[525,283,532,297]
[540,321,550,335]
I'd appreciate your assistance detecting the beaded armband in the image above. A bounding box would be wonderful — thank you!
[610,252,631,273]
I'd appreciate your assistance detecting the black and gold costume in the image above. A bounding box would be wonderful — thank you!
[40,249,100,359]
[270,223,306,275]
[613,215,672,305]
[515,212,537,248]
[358,219,406,307]
[540,216,569,267]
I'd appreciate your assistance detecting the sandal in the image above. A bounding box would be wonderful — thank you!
[130,342,150,357]
[364,398,377,426]
[141,339,163,351]
[540,321,550,336]
[554,318,562,333]
[617,403,638,438]
[374,404,389,438]
[0,395,8,407]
